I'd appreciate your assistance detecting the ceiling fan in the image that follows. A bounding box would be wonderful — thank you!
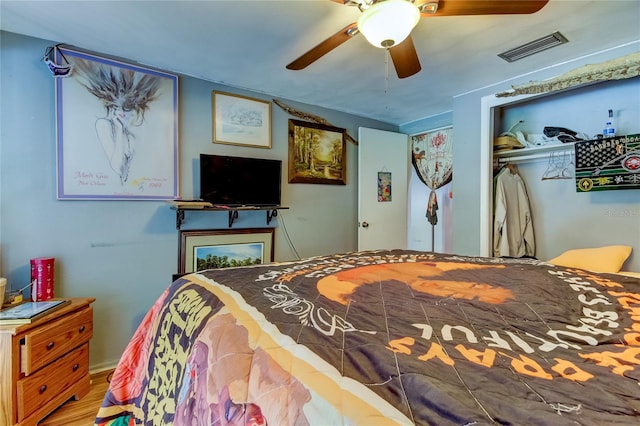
[286,0,549,79]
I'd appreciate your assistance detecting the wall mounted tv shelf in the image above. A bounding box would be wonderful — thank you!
[168,202,289,229]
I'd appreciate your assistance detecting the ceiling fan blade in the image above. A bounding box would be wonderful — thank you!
[429,0,549,16]
[389,35,422,79]
[286,23,358,70]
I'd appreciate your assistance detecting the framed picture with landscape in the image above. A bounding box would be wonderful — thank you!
[178,228,274,274]
[288,119,347,185]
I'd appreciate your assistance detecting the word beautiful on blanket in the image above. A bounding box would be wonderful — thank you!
[252,252,637,385]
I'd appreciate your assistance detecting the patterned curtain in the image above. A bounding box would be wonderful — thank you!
[410,127,453,225]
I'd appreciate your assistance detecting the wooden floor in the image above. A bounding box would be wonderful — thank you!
[39,369,113,426]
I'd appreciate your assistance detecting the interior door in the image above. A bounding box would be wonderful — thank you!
[358,127,409,251]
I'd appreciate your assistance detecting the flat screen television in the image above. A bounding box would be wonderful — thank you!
[199,154,282,207]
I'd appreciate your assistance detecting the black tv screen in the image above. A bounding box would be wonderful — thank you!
[199,154,282,207]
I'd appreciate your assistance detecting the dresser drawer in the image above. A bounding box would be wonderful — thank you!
[21,305,93,375]
[17,342,90,421]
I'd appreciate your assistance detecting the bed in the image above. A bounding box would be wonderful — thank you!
[94,249,639,425]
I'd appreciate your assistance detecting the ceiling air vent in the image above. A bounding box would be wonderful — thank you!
[498,31,568,62]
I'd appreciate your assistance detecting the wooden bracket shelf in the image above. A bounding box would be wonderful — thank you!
[171,206,289,229]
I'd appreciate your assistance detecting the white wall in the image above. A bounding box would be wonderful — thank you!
[0,31,396,370]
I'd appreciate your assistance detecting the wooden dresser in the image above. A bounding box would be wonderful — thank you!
[0,298,95,426]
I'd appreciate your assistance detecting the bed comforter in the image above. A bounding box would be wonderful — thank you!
[95,249,640,425]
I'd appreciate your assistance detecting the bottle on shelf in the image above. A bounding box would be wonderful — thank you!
[603,109,615,138]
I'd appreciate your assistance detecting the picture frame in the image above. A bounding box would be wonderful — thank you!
[212,91,272,148]
[378,171,392,202]
[178,228,275,274]
[288,119,347,185]
[55,46,178,200]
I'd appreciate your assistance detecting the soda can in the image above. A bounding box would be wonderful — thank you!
[30,257,55,301]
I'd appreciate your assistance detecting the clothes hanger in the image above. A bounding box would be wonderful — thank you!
[542,151,572,180]
[561,151,575,178]
[504,162,518,175]
[541,151,561,180]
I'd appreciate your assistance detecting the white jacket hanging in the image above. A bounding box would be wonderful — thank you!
[493,168,535,258]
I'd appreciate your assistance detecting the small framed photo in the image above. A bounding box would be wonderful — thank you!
[212,91,271,148]
[378,171,392,202]
[288,119,347,185]
[178,228,274,274]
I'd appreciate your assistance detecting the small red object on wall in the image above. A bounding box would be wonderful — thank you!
[30,257,55,301]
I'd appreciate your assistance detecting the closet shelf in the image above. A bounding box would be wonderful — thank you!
[495,142,574,164]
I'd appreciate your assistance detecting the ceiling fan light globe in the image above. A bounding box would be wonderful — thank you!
[357,0,421,49]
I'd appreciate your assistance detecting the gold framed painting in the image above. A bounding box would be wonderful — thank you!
[178,228,274,273]
[288,119,347,185]
[212,91,271,148]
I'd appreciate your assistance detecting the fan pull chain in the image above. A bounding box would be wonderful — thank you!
[384,49,390,111]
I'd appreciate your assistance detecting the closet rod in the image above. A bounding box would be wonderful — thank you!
[497,149,573,164]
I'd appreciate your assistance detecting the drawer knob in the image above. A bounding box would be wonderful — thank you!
[46,341,55,350]
[39,384,47,394]
[79,325,86,333]
[73,363,80,372]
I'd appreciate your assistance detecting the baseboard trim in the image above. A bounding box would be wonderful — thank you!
[89,362,118,375]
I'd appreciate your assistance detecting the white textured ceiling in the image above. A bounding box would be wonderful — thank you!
[2,0,639,125]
